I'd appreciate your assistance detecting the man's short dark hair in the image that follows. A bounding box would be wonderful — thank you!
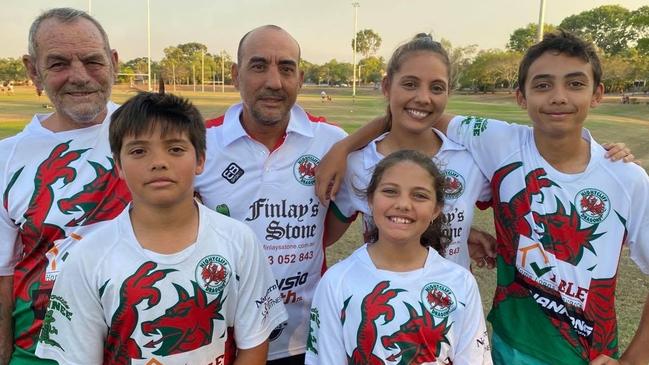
[518,30,602,96]
[109,92,206,163]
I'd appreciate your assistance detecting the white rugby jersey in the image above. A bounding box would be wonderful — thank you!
[332,130,491,269]
[0,103,133,362]
[36,203,287,365]
[305,244,492,365]
[447,116,649,364]
[195,103,347,360]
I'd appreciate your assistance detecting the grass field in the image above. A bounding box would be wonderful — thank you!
[1,84,649,350]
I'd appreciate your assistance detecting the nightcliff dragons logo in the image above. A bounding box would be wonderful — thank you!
[293,155,319,186]
[443,170,465,199]
[421,282,457,317]
[195,255,231,295]
[575,188,610,224]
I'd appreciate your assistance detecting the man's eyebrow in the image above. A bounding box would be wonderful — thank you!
[248,56,268,64]
[278,59,297,67]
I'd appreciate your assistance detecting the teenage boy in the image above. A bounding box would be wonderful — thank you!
[317,31,649,365]
[35,92,287,365]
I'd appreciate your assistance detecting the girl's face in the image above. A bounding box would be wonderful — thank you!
[383,51,449,134]
[369,161,442,247]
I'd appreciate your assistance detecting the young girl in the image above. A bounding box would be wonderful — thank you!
[326,34,492,269]
[307,150,491,365]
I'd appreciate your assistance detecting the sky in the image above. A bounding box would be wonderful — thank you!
[1,0,647,64]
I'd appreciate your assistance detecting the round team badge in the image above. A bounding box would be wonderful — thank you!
[421,282,457,317]
[574,188,610,224]
[195,255,231,295]
[293,154,320,186]
[443,170,465,199]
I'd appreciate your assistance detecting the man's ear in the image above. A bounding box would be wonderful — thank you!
[298,69,305,89]
[231,63,240,90]
[110,49,119,79]
[591,83,604,108]
[23,55,42,92]
[515,87,527,109]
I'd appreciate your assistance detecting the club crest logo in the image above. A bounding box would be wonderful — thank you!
[293,154,319,186]
[574,188,610,224]
[443,170,465,199]
[195,255,231,295]
[421,282,456,317]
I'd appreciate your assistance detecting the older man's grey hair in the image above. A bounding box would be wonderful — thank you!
[27,7,112,59]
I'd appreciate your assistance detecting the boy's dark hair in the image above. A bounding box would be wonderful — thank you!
[109,92,206,163]
[364,150,450,256]
[518,29,602,96]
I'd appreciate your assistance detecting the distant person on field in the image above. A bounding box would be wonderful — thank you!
[35,92,287,364]
[321,90,327,102]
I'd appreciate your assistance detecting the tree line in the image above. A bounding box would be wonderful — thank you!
[1,5,647,93]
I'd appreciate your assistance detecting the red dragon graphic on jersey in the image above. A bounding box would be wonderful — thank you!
[104,261,175,364]
[201,261,227,288]
[299,161,316,179]
[12,143,85,349]
[427,288,453,309]
[141,281,225,356]
[9,142,130,350]
[57,158,131,227]
[490,163,555,307]
[381,302,451,364]
[532,197,602,265]
[349,281,403,365]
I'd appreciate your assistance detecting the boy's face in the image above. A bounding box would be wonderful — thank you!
[116,124,204,208]
[516,51,603,138]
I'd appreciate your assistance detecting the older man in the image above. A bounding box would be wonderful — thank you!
[0,8,130,364]
[194,25,347,365]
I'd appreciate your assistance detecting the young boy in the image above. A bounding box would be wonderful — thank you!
[318,31,649,365]
[35,92,287,365]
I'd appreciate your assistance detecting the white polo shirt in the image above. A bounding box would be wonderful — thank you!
[194,103,347,360]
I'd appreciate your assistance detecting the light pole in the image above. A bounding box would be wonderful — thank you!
[201,49,205,93]
[352,2,359,101]
[88,0,92,15]
[221,50,226,93]
[358,64,363,86]
[537,0,546,42]
[147,0,152,91]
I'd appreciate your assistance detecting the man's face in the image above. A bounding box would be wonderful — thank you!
[232,28,303,128]
[24,18,117,130]
[517,51,603,138]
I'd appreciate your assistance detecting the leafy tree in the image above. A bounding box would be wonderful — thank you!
[507,23,557,52]
[0,58,26,81]
[358,56,385,83]
[560,5,636,55]
[352,29,382,58]
[633,6,649,55]
[441,39,478,90]
[462,50,521,92]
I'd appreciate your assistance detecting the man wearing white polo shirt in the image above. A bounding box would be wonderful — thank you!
[194,25,346,365]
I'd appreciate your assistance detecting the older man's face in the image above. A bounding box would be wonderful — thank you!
[233,28,303,128]
[25,18,117,130]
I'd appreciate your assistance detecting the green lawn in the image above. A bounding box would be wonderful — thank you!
[1,84,648,350]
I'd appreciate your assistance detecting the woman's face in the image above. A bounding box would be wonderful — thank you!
[383,51,449,134]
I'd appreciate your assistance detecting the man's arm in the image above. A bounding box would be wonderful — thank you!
[0,275,13,365]
[589,293,649,365]
[315,116,389,203]
[233,341,269,365]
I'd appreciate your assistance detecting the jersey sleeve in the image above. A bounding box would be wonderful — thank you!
[305,271,347,365]
[0,141,20,275]
[330,153,365,223]
[452,274,493,365]
[627,169,649,274]
[233,226,288,349]
[35,243,106,365]
[446,116,529,179]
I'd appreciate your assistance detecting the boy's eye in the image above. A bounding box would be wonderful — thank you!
[533,82,551,90]
[128,148,145,156]
[568,80,587,89]
[169,146,186,154]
